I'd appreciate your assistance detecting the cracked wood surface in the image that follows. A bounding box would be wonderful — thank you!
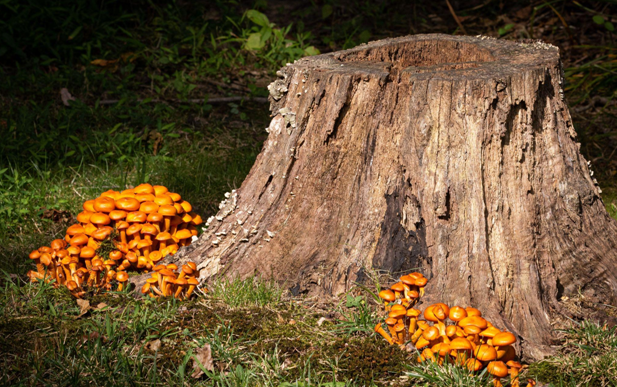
[159,34,617,360]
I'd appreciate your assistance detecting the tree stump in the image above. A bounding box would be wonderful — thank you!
[171,34,617,359]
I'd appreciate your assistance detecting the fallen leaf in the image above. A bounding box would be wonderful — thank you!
[148,339,162,352]
[90,59,117,67]
[75,299,91,319]
[60,88,75,106]
[191,343,214,378]
[317,317,330,326]
[96,302,108,310]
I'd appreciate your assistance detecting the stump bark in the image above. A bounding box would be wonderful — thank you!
[172,34,617,360]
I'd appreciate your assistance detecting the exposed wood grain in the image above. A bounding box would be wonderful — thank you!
[164,34,617,360]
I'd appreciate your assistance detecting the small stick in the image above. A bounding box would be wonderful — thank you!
[445,0,468,35]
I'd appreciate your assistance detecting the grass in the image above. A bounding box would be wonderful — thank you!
[1,0,617,386]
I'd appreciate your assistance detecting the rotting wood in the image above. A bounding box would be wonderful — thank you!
[138,34,617,361]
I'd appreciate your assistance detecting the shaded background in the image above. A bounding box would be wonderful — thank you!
[1,0,616,273]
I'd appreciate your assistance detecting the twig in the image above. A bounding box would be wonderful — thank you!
[97,96,269,105]
[445,0,468,35]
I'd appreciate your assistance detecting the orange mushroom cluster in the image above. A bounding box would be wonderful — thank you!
[26,183,203,299]
[374,274,528,387]
[141,262,200,299]
[26,238,131,297]
[373,272,428,347]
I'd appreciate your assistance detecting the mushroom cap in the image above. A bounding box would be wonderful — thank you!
[100,189,119,200]
[385,317,397,326]
[154,195,174,206]
[126,211,147,223]
[153,185,168,196]
[146,277,159,284]
[465,307,482,317]
[407,308,422,318]
[506,360,522,369]
[181,213,193,223]
[126,224,143,236]
[465,359,483,372]
[109,250,123,261]
[94,197,116,213]
[155,231,172,241]
[40,253,52,266]
[180,201,192,213]
[115,197,140,211]
[174,278,188,286]
[493,332,516,346]
[480,326,502,338]
[69,234,89,246]
[147,213,164,223]
[446,325,458,338]
[459,316,488,330]
[378,289,396,302]
[77,211,93,224]
[166,263,178,271]
[141,283,151,294]
[56,249,69,259]
[29,250,41,259]
[128,239,139,250]
[134,183,154,195]
[119,189,135,198]
[187,262,197,271]
[38,246,53,254]
[126,251,138,263]
[79,246,96,259]
[399,274,415,286]
[487,361,509,378]
[92,227,112,241]
[66,280,79,291]
[139,201,159,214]
[67,224,86,236]
[136,193,156,203]
[187,277,199,285]
[422,326,440,341]
[83,200,96,212]
[67,246,81,255]
[173,204,185,215]
[449,306,468,322]
[414,277,428,287]
[158,205,177,216]
[388,309,406,320]
[168,192,181,202]
[474,344,498,361]
[464,325,482,335]
[153,264,166,271]
[109,210,128,221]
[190,214,203,225]
[141,223,158,236]
[137,239,152,249]
[116,220,130,230]
[423,305,441,322]
[90,213,111,226]
[149,251,163,262]
[450,337,474,351]
[390,282,405,292]
[406,289,419,299]
[159,269,177,278]
[50,239,67,250]
[175,229,192,240]
[116,271,129,282]
[83,223,98,236]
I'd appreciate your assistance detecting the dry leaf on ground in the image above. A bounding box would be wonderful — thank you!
[191,343,214,378]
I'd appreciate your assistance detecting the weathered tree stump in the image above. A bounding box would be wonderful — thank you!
[170,34,617,359]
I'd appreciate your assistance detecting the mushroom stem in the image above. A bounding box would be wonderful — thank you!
[374,323,394,345]
[185,283,197,299]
